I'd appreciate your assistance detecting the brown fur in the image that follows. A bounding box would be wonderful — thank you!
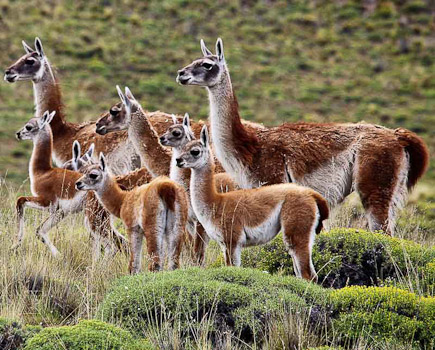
[179,137,328,282]
[77,168,188,273]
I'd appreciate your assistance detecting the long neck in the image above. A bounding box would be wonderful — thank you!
[30,127,53,177]
[32,60,67,135]
[95,176,126,218]
[207,67,259,176]
[190,154,217,213]
[129,107,171,177]
[170,147,191,190]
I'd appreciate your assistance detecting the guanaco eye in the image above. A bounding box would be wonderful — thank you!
[172,130,181,137]
[25,125,32,131]
[89,173,98,179]
[202,62,213,70]
[109,108,119,116]
[25,58,35,65]
[190,149,200,156]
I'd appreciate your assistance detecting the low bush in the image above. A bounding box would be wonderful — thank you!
[23,320,153,350]
[98,267,325,342]
[0,318,41,350]
[329,286,435,347]
[242,229,435,291]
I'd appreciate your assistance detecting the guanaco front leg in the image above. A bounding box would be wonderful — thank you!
[14,196,50,250]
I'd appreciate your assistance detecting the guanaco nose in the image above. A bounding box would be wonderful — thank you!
[175,158,183,166]
[177,69,185,76]
[5,69,11,75]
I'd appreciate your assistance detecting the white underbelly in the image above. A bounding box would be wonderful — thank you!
[58,193,86,213]
[242,204,282,246]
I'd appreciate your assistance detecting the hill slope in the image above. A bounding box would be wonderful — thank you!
[0,0,434,183]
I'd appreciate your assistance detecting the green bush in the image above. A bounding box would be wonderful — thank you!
[329,286,435,347]
[0,318,41,350]
[99,268,324,342]
[23,320,153,350]
[242,229,435,291]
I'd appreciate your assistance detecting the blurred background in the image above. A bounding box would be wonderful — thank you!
[0,0,433,190]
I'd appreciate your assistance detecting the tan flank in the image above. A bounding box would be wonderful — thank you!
[176,38,429,235]
[177,126,329,281]
[76,154,188,273]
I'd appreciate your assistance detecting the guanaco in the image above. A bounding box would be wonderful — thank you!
[177,126,329,281]
[97,86,237,264]
[15,111,86,257]
[76,153,188,273]
[176,38,429,235]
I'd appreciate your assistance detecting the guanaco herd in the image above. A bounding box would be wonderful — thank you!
[4,37,429,282]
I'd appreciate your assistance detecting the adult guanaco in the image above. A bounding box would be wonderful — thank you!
[176,38,429,235]
[76,153,188,273]
[176,126,329,281]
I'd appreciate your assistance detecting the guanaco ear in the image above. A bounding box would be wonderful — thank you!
[84,143,95,160]
[34,37,45,58]
[99,152,107,172]
[72,140,81,161]
[200,125,209,146]
[22,40,34,54]
[116,85,125,104]
[171,114,178,125]
[183,113,190,128]
[200,39,213,56]
[124,86,137,104]
[38,110,55,128]
[216,38,224,62]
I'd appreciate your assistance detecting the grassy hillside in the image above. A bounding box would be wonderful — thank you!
[0,0,434,185]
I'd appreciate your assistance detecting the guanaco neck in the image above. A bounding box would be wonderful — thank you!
[207,66,259,188]
[30,126,54,178]
[129,106,171,178]
[32,60,68,136]
[190,153,218,214]
[170,146,191,192]
[94,176,126,218]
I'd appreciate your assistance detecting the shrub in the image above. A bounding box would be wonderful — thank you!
[242,229,435,290]
[98,268,324,342]
[329,286,435,347]
[0,318,41,350]
[23,320,153,350]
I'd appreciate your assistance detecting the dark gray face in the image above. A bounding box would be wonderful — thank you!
[176,140,208,169]
[160,124,192,148]
[4,52,43,83]
[176,55,222,87]
[96,102,128,135]
[16,118,41,140]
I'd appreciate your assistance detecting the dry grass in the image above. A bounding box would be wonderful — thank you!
[0,178,433,349]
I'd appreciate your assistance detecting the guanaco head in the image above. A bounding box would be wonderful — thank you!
[75,153,108,191]
[176,38,226,87]
[176,125,211,169]
[95,86,139,135]
[62,140,95,171]
[160,113,194,148]
[4,38,48,83]
[16,110,56,141]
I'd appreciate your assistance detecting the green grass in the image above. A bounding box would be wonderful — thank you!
[0,0,434,184]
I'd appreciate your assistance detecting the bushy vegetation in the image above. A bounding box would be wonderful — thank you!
[23,320,153,350]
[0,318,41,350]
[242,229,435,294]
[99,267,324,343]
[329,286,435,348]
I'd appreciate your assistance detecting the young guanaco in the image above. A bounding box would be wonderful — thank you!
[75,153,188,273]
[176,126,329,281]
